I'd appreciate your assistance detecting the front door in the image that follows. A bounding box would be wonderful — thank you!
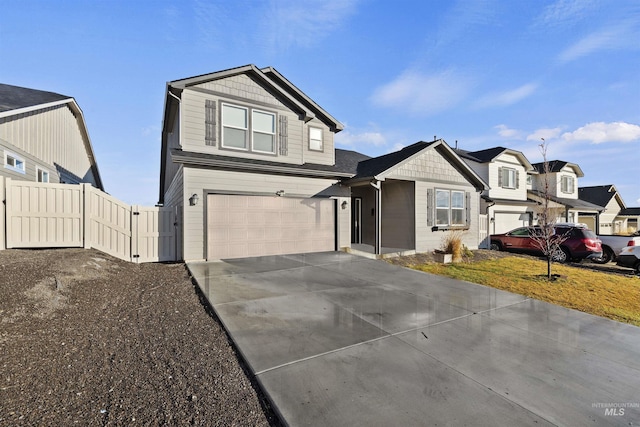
[351,197,362,244]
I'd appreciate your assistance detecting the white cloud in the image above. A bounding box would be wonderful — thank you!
[558,21,640,62]
[536,0,597,28]
[494,124,521,139]
[370,69,471,116]
[335,129,386,147]
[526,127,563,142]
[261,0,359,51]
[561,122,640,144]
[475,83,538,108]
[388,143,405,153]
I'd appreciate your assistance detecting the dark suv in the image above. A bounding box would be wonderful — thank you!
[489,223,602,263]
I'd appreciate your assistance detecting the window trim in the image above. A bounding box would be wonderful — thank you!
[435,189,466,227]
[309,126,323,152]
[36,166,50,183]
[4,151,26,174]
[251,108,276,154]
[560,175,575,194]
[221,103,249,151]
[501,167,517,189]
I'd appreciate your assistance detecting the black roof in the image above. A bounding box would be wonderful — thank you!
[351,141,436,179]
[578,185,617,208]
[531,160,568,173]
[0,83,69,113]
[528,190,603,211]
[619,207,640,216]
[455,146,508,163]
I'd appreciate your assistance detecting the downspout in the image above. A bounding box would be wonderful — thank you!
[485,197,495,246]
[370,179,381,255]
[168,89,181,261]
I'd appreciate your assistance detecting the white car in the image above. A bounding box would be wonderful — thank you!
[616,246,640,274]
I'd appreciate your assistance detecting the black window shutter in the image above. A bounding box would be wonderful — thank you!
[498,167,503,188]
[278,115,288,156]
[205,100,216,146]
[516,170,520,189]
[427,189,434,227]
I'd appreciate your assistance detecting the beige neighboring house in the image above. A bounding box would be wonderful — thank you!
[159,65,488,261]
[456,147,537,238]
[528,160,601,227]
[578,185,636,234]
[0,84,103,189]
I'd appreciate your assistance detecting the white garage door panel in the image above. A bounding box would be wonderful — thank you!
[207,195,335,260]
[494,212,530,234]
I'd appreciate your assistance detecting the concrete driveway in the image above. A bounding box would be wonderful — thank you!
[188,252,640,426]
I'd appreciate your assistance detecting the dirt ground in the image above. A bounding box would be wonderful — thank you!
[0,248,280,426]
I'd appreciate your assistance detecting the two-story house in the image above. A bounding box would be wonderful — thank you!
[529,160,601,227]
[0,83,103,189]
[159,65,487,261]
[456,147,537,238]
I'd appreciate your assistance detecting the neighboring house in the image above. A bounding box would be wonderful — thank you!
[617,207,640,233]
[456,147,537,236]
[578,185,630,234]
[529,160,601,227]
[159,65,488,261]
[0,83,103,189]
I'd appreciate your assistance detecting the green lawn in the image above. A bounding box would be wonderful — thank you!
[409,257,640,326]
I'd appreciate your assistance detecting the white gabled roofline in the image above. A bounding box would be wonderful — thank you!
[0,98,72,119]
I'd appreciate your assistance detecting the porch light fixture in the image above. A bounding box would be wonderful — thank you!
[275,190,285,197]
[189,193,199,206]
[341,201,348,210]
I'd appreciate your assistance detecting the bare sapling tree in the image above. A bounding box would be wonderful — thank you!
[530,139,571,279]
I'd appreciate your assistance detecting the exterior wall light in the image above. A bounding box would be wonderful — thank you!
[341,200,348,210]
[275,190,285,197]
[189,193,199,206]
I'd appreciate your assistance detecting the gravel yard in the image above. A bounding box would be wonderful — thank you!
[0,248,279,426]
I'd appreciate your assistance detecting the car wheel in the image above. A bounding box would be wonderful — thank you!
[635,261,640,275]
[490,241,502,251]
[551,247,570,263]
[592,247,613,264]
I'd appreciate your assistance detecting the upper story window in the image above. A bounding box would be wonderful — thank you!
[436,189,465,226]
[526,174,532,186]
[37,167,49,183]
[499,167,518,189]
[561,175,575,193]
[309,127,323,151]
[221,103,276,154]
[4,152,25,174]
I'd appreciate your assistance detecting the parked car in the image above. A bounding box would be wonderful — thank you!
[592,232,640,264]
[490,223,602,263]
[616,245,640,274]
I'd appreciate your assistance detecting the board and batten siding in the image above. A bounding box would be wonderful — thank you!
[181,167,348,261]
[0,104,97,186]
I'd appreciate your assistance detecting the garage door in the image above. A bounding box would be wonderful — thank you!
[207,194,335,260]
[493,212,530,234]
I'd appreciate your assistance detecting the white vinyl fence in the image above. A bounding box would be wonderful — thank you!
[479,213,489,249]
[1,177,175,263]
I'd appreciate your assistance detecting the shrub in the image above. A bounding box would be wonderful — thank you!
[440,230,465,262]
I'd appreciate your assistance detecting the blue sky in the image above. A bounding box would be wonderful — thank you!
[1,0,639,206]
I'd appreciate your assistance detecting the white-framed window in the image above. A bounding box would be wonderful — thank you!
[252,109,275,153]
[526,174,532,186]
[4,151,25,174]
[221,103,248,150]
[36,167,49,183]
[561,175,575,193]
[221,103,277,154]
[309,127,323,151]
[435,189,466,226]
[500,167,517,189]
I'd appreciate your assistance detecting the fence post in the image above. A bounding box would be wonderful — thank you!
[0,176,5,251]
[131,204,139,263]
[82,183,91,249]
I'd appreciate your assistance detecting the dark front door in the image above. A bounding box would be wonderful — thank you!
[351,197,362,244]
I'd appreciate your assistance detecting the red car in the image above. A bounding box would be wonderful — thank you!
[489,224,602,263]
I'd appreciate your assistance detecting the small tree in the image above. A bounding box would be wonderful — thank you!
[530,139,570,279]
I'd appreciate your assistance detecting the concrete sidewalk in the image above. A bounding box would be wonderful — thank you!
[188,252,640,426]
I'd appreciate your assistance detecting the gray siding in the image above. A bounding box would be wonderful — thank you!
[163,111,181,193]
[0,104,98,186]
[181,167,346,261]
[381,181,415,249]
[179,74,335,166]
[388,148,470,184]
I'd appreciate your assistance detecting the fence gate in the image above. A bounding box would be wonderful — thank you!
[479,214,488,249]
[132,205,176,263]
